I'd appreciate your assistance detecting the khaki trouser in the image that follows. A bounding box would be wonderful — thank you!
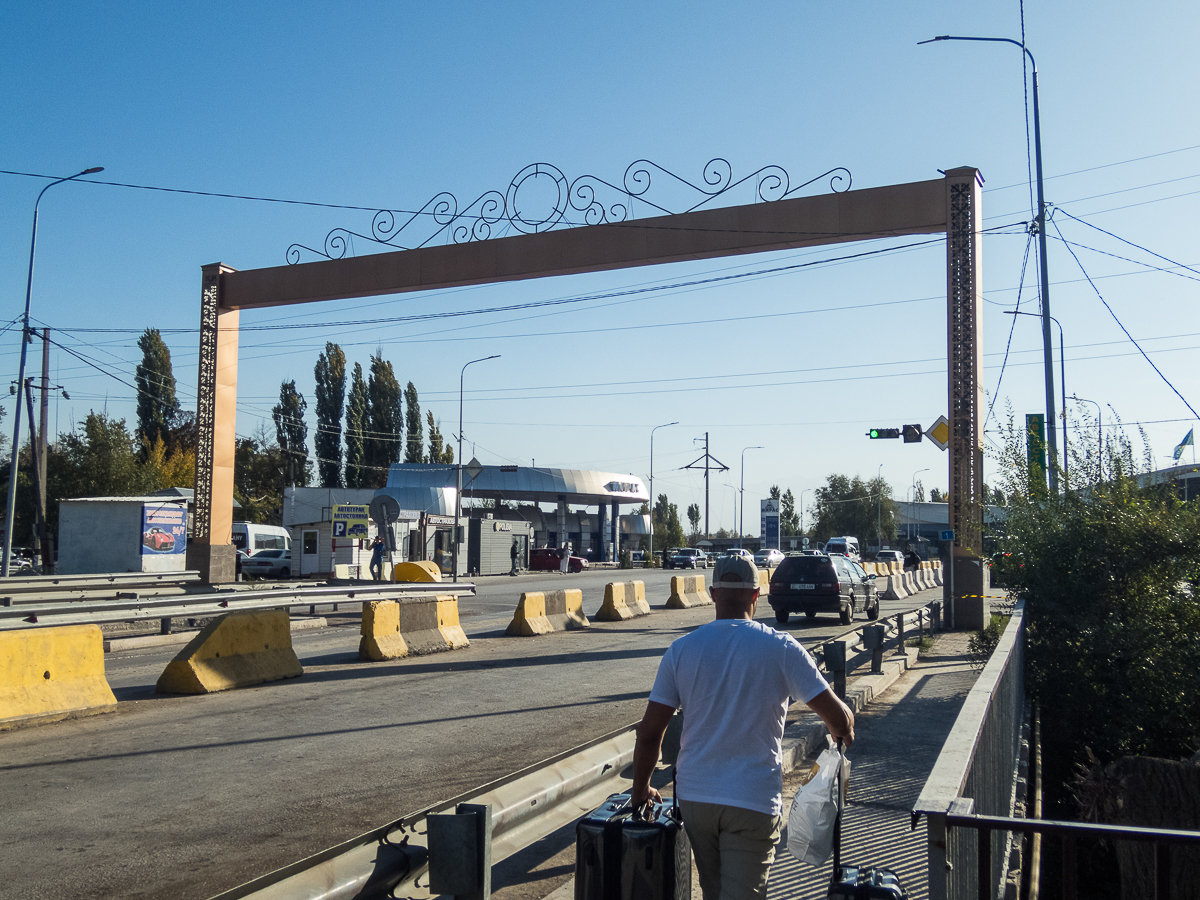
[678,799,783,900]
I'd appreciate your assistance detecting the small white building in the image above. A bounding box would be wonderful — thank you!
[282,487,421,578]
[58,496,189,574]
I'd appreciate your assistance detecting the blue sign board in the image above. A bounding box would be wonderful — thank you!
[939,529,955,542]
[142,504,187,555]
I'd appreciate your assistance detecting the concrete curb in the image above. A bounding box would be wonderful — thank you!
[103,617,327,653]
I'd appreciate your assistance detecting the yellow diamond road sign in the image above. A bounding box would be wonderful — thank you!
[926,416,950,451]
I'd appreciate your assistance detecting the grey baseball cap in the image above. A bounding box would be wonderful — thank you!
[712,555,760,590]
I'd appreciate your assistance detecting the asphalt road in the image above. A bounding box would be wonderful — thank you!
[0,568,940,900]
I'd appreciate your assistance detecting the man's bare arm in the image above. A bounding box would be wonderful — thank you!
[631,700,676,807]
[806,689,855,746]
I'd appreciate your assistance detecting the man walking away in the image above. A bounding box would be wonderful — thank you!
[559,542,571,575]
[370,534,386,582]
[510,539,520,576]
[631,555,855,900]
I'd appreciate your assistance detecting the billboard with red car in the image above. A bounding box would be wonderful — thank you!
[142,504,186,555]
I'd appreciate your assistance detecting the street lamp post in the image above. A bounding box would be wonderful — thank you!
[799,488,812,540]
[1070,395,1102,466]
[649,422,678,563]
[921,35,1059,493]
[739,446,763,549]
[1005,309,1067,481]
[3,166,103,578]
[453,354,499,583]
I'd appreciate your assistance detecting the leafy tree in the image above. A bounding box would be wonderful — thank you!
[234,429,286,524]
[769,485,781,501]
[141,435,194,492]
[345,363,369,488]
[913,480,925,503]
[404,382,423,463]
[781,488,800,535]
[813,473,896,546]
[365,354,402,488]
[135,328,180,452]
[686,503,701,536]
[426,410,454,464]
[272,380,310,487]
[929,487,945,503]
[991,416,1200,799]
[653,493,686,550]
[58,412,147,498]
[313,342,346,488]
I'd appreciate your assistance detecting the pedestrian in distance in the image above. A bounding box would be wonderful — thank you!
[630,555,855,900]
[510,539,520,576]
[369,534,386,582]
[559,542,571,575]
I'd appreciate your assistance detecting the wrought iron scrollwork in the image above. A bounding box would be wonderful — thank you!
[286,159,852,264]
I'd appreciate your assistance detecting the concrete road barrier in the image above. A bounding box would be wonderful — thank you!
[595,581,650,621]
[666,575,712,609]
[392,561,442,583]
[359,595,469,660]
[506,590,589,636]
[933,561,944,586]
[758,570,771,594]
[881,574,908,602]
[0,624,117,727]
[156,610,303,695]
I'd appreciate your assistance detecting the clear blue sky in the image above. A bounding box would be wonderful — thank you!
[3,1,1198,532]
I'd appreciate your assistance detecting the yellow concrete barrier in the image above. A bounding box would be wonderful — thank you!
[596,581,650,621]
[506,589,589,636]
[392,560,442,582]
[757,570,771,594]
[667,574,712,609]
[359,595,469,660]
[0,625,116,726]
[156,610,302,695]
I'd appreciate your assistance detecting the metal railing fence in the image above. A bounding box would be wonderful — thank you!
[945,813,1200,900]
[914,601,1026,900]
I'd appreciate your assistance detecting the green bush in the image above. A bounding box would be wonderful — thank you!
[619,548,633,569]
[967,614,1010,670]
[992,417,1200,789]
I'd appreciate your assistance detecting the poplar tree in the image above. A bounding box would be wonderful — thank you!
[365,354,402,487]
[314,343,346,487]
[272,380,310,487]
[426,410,454,464]
[344,363,368,488]
[135,328,180,452]
[404,381,423,463]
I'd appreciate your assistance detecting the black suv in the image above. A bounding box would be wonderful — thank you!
[768,554,878,625]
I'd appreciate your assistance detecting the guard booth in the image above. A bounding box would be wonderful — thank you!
[468,517,534,575]
[418,513,459,576]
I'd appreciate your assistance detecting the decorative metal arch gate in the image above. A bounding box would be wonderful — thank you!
[190,166,984,596]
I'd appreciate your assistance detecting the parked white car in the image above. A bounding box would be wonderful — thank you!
[753,548,785,568]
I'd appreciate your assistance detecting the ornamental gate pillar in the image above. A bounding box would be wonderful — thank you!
[188,263,240,583]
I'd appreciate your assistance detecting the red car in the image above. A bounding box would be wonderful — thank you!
[528,548,588,573]
[143,527,175,552]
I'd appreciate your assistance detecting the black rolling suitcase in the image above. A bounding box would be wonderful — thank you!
[827,741,907,900]
[575,792,691,900]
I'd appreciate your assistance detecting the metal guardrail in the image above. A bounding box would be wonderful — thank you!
[914,600,1026,900]
[0,581,476,630]
[0,570,202,603]
[209,723,639,900]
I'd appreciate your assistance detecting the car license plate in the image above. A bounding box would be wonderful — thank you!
[790,583,815,590]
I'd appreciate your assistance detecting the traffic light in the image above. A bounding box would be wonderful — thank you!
[868,428,901,439]
[902,424,923,443]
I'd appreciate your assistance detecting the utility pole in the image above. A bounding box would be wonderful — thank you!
[683,432,728,538]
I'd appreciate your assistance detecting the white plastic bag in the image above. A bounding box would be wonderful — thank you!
[786,747,847,866]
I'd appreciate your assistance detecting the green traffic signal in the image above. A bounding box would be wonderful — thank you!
[867,428,901,439]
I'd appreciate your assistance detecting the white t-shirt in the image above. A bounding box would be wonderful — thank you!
[649,618,829,816]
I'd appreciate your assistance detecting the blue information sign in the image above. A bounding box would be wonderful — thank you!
[939,529,955,542]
